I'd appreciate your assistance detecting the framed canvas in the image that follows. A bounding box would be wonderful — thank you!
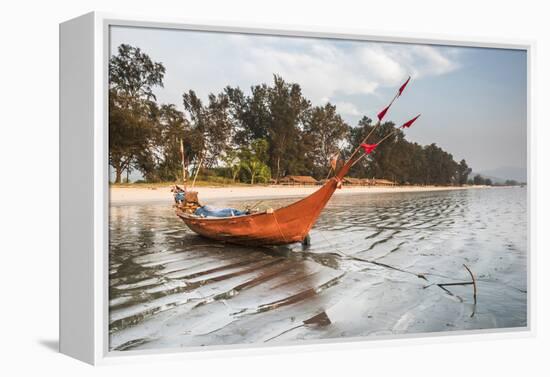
[59,12,534,365]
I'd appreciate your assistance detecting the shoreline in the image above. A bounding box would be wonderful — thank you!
[110,184,489,205]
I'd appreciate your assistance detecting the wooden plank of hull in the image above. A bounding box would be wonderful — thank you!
[177,178,340,246]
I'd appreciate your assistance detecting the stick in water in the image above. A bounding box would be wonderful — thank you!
[463,264,477,305]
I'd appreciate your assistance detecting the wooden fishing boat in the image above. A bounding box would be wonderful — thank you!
[175,161,353,246]
[175,76,418,246]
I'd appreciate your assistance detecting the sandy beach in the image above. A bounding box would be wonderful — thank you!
[110,184,486,205]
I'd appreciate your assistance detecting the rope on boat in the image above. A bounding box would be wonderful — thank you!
[272,212,289,245]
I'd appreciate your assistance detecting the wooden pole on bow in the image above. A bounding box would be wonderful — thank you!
[346,76,411,164]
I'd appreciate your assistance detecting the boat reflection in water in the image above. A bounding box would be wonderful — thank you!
[109,187,527,351]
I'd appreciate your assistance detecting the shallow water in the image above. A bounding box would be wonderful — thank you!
[109,187,527,351]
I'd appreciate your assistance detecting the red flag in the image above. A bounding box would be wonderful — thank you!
[398,76,411,96]
[360,143,378,154]
[377,105,390,121]
[401,114,421,129]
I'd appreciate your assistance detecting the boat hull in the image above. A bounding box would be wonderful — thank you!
[177,177,340,246]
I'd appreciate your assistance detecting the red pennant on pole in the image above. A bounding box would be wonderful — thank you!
[398,76,411,96]
[376,77,411,122]
[377,105,390,121]
[360,143,378,154]
[401,114,421,129]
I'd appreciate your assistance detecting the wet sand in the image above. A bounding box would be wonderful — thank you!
[110,184,485,205]
[109,187,527,351]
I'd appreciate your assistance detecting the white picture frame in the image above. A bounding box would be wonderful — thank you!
[59,11,535,365]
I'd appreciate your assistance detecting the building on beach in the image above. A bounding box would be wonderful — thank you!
[279,175,319,185]
[343,177,363,186]
[342,177,397,186]
[371,178,397,186]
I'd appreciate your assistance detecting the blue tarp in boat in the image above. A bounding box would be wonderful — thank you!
[174,191,185,203]
[194,205,248,218]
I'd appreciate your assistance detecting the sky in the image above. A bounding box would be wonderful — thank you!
[110,26,527,177]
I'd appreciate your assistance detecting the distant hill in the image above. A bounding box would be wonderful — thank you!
[476,166,527,183]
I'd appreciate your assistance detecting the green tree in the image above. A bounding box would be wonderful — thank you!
[346,118,410,183]
[473,174,484,185]
[266,75,311,180]
[156,104,190,181]
[457,159,472,185]
[346,118,464,186]
[109,44,165,183]
[345,117,375,178]
[422,143,458,185]
[109,44,165,100]
[225,85,270,146]
[406,142,428,185]
[304,103,349,178]
[239,139,271,184]
[182,90,233,169]
[222,148,242,182]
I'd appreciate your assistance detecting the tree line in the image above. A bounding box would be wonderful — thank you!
[109,44,472,185]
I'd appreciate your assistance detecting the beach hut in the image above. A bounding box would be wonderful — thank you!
[373,178,397,187]
[279,175,319,186]
[360,178,373,186]
[343,177,363,186]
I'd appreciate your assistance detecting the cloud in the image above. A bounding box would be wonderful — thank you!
[111,27,460,108]
[215,36,459,104]
[333,101,361,116]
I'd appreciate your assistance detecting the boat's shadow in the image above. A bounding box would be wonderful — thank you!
[186,233,342,271]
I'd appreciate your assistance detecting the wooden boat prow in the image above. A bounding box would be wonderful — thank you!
[176,161,352,246]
